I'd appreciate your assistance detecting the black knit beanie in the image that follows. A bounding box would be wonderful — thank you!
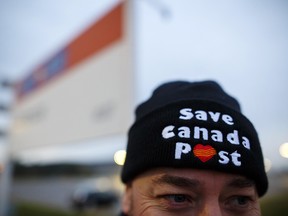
[121,80,268,197]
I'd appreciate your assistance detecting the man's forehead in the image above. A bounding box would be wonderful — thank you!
[138,168,255,189]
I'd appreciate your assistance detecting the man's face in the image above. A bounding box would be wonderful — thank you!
[122,168,261,216]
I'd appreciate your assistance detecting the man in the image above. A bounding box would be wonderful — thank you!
[120,80,268,216]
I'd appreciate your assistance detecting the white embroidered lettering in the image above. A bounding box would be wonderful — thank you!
[218,151,229,164]
[208,111,220,122]
[194,126,208,140]
[162,125,175,139]
[211,130,223,142]
[179,108,234,126]
[178,126,190,138]
[242,137,251,149]
[218,150,242,166]
[227,130,240,145]
[222,114,234,125]
[195,110,207,121]
[175,142,191,159]
[179,108,193,120]
[231,151,241,166]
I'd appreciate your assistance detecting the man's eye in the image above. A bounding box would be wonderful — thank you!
[165,194,188,203]
[157,194,197,211]
[226,195,253,209]
[235,196,250,205]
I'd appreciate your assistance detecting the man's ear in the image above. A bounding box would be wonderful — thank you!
[121,184,133,215]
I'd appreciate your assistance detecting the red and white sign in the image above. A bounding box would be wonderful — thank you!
[11,1,134,150]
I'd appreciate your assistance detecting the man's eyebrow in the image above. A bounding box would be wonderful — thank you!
[227,178,255,188]
[152,174,201,189]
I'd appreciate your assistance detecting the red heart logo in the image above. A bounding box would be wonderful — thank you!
[193,144,216,162]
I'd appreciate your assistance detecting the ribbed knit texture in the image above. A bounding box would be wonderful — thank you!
[121,80,268,197]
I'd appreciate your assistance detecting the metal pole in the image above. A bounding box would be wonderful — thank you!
[0,140,12,216]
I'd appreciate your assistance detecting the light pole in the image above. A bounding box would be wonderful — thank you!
[0,78,13,216]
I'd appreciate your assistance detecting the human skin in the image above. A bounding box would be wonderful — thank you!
[121,168,261,216]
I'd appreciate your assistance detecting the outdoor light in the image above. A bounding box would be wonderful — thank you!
[279,142,288,159]
[114,150,126,166]
[264,158,272,173]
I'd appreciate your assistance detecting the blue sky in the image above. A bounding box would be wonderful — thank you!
[0,0,287,169]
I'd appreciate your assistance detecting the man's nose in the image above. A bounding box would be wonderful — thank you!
[200,201,222,216]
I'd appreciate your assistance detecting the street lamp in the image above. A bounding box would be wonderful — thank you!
[279,142,288,159]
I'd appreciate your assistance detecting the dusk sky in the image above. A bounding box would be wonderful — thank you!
[0,0,287,170]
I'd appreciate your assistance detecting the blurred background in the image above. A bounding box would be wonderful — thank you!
[0,0,287,215]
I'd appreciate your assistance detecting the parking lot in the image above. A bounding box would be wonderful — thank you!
[11,175,123,214]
